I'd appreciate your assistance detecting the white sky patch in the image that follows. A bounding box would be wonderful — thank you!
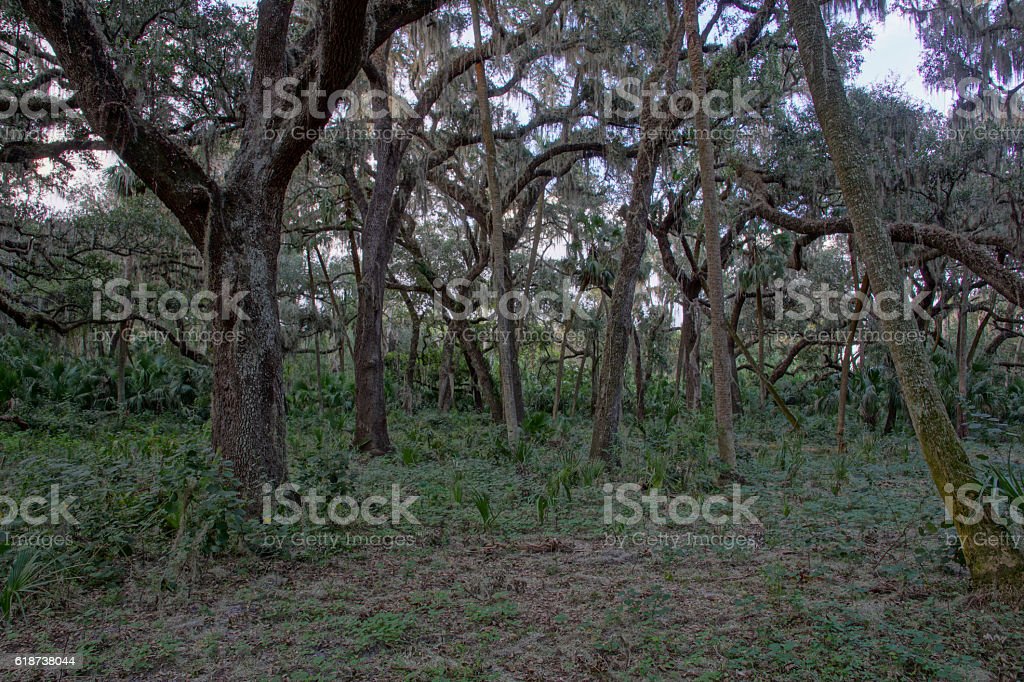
[854,14,950,112]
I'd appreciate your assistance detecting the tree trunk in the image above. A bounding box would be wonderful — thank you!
[438,328,454,412]
[837,274,870,453]
[207,186,288,500]
[352,126,405,453]
[955,270,969,438]
[451,317,503,421]
[470,0,520,445]
[314,245,348,375]
[589,90,677,459]
[632,324,646,422]
[680,294,702,411]
[684,0,736,468]
[402,293,420,414]
[306,249,324,415]
[571,352,586,417]
[552,290,583,420]
[788,0,1024,585]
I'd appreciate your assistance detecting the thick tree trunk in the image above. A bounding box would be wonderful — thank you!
[352,134,404,453]
[207,187,288,500]
[788,0,1024,585]
[589,96,674,459]
[685,0,736,468]
[353,229,398,452]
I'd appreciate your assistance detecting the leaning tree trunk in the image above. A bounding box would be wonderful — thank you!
[788,0,1024,585]
[684,0,736,468]
[207,184,288,500]
[451,317,503,421]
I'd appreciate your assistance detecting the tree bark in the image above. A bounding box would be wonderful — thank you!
[788,0,1024,585]
[207,185,288,499]
[401,292,420,414]
[684,0,736,468]
[837,273,870,453]
[470,0,521,445]
[588,16,684,460]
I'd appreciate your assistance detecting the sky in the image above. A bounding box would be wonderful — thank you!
[855,13,948,111]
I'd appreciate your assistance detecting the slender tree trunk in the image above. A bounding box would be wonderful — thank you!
[956,270,969,437]
[684,0,736,468]
[756,283,766,406]
[314,246,348,375]
[552,290,582,420]
[306,249,324,415]
[438,328,454,412]
[571,352,586,417]
[632,324,646,422]
[674,319,686,401]
[682,294,702,410]
[401,293,420,414]
[116,319,128,410]
[470,0,520,445]
[788,0,1024,585]
[727,288,747,415]
[837,274,870,453]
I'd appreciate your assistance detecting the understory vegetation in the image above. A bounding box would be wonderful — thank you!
[2,344,1023,679]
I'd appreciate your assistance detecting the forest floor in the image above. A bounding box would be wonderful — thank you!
[2,406,1024,681]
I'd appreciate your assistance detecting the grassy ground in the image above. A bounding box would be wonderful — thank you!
[1,406,1023,680]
